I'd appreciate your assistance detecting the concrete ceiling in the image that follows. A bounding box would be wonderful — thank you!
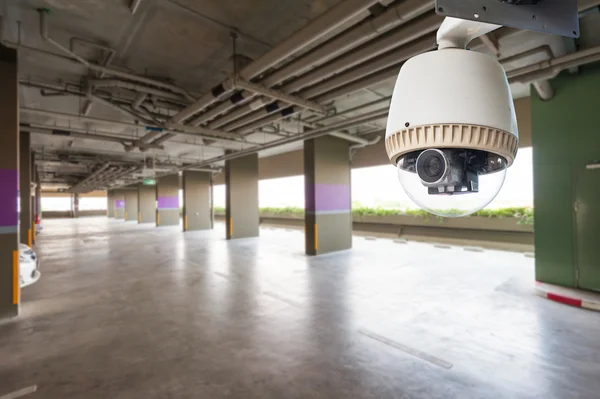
[1,0,597,190]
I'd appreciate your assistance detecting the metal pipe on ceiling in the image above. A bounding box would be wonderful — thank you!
[90,79,188,103]
[203,12,441,132]
[329,131,376,145]
[297,33,436,99]
[167,0,380,124]
[113,108,389,188]
[36,11,196,102]
[506,45,600,80]
[19,107,246,143]
[20,124,164,150]
[260,0,434,88]
[188,90,255,126]
[312,96,391,124]
[281,12,441,94]
[68,163,111,193]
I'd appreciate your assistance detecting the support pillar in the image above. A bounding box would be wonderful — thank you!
[124,190,138,221]
[225,154,259,239]
[107,189,114,218]
[156,175,179,226]
[114,190,125,219]
[72,194,79,219]
[182,171,212,231]
[19,132,32,246]
[0,44,20,318]
[304,136,352,255]
[138,184,156,223]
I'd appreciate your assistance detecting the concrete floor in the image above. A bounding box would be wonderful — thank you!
[1,217,600,398]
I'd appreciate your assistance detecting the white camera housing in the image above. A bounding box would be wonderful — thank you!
[385,17,519,217]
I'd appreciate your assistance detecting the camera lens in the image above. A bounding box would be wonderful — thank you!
[416,149,448,183]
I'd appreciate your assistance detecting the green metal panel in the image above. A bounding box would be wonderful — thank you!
[533,165,575,286]
[575,169,600,291]
[531,65,600,288]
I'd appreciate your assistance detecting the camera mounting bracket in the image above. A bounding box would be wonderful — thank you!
[435,0,579,38]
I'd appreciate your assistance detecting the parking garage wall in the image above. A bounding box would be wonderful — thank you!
[532,66,600,290]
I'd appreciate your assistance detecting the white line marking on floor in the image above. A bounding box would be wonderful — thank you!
[263,291,303,308]
[464,246,484,253]
[0,385,37,399]
[434,244,452,249]
[357,329,453,369]
[213,271,230,280]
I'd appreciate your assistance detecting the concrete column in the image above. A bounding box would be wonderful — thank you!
[19,132,32,246]
[124,190,138,221]
[138,184,156,223]
[72,194,79,218]
[182,171,212,231]
[31,157,38,244]
[225,154,259,239]
[156,175,179,226]
[304,136,352,255]
[114,190,125,219]
[0,44,20,318]
[107,189,115,218]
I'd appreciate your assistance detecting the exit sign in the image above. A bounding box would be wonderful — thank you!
[143,178,156,185]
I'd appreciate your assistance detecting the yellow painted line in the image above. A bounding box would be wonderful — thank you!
[314,224,318,251]
[27,229,32,247]
[124,211,128,220]
[138,212,141,223]
[12,250,19,305]
[184,215,188,231]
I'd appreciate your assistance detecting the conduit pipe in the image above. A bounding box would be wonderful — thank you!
[189,90,255,126]
[19,108,247,143]
[329,131,375,145]
[168,0,380,124]
[37,10,196,102]
[507,44,600,81]
[349,132,383,151]
[297,33,436,99]
[281,12,441,94]
[206,12,441,131]
[19,125,164,150]
[260,0,434,88]
[176,109,389,172]
[90,79,188,103]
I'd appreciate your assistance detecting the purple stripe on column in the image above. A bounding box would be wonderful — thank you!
[115,200,125,209]
[0,169,18,227]
[306,184,350,212]
[157,196,179,209]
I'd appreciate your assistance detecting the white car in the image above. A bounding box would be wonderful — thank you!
[20,244,41,288]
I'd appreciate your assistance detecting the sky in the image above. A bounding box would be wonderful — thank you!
[213,148,533,210]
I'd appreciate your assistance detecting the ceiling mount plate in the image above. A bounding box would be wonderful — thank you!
[435,0,580,38]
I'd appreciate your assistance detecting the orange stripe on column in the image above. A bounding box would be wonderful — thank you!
[27,229,32,247]
[229,218,233,238]
[12,250,19,304]
[184,215,188,231]
[138,212,141,223]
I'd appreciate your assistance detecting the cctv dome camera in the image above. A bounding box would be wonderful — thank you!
[385,18,519,217]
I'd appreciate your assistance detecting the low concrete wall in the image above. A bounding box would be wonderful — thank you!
[42,210,106,218]
[215,211,534,250]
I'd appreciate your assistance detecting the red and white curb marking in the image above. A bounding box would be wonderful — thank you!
[534,282,600,311]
